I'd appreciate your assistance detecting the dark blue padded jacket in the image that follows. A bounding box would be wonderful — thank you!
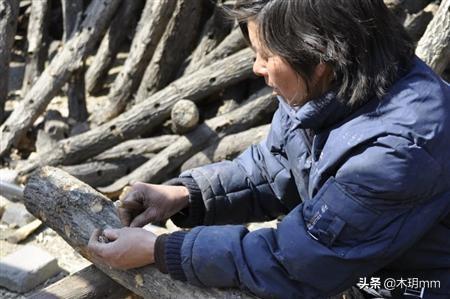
[161,57,450,298]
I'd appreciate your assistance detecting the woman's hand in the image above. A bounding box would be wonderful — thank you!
[87,227,156,270]
[117,182,189,227]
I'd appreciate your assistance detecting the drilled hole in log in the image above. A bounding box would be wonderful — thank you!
[128,148,134,153]
[110,125,116,131]
[29,99,34,104]
[3,126,9,133]
[48,127,56,134]
[209,77,216,83]
[154,103,160,109]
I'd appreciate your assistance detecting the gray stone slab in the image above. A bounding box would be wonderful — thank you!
[0,245,61,293]
[1,203,35,227]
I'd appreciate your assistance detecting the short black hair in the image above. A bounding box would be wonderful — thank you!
[231,0,414,106]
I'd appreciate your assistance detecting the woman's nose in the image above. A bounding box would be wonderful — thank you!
[253,56,268,78]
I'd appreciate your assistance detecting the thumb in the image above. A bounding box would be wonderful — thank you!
[130,211,153,228]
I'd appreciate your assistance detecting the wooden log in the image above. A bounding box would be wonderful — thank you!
[171,99,200,134]
[19,48,254,174]
[99,91,276,195]
[85,0,144,95]
[92,0,177,124]
[181,27,247,76]
[0,0,19,122]
[61,156,152,187]
[181,124,270,172]
[93,135,179,162]
[0,0,121,158]
[21,0,50,96]
[28,264,133,299]
[134,0,203,102]
[182,7,232,76]
[23,166,256,299]
[404,4,437,41]
[61,0,88,122]
[415,0,450,75]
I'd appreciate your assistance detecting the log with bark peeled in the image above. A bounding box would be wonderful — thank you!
[92,0,177,124]
[23,166,256,299]
[0,0,19,122]
[19,48,254,175]
[21,0,49,96]
[134,0,203,102]
[0,0,121,158]
[99,91,276,196]
[415,0,450,75]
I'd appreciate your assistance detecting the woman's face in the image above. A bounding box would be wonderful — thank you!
[247,21,329,107]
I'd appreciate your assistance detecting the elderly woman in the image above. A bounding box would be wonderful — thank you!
[88,1,450,298]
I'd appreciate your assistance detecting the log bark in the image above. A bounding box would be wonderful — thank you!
[99,91,276,195]
[23,166,256,299]
[61,0,88,122]
[28,264,133,299]
[85,0,144,95]
[92,0,177,124]
[181,124,270,172]
[415,0,450,75]
[0,0,121,157]
[61,156,152,187]
[404,4,437,41]
[19,48,254,174]
[93,135,179,162]
[182,27,247,76]
[182,7,232,75]
[21,0,49,96]
[0,0,19,122]
[134,0,203,102]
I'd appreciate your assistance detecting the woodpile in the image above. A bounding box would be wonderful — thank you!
[0,0,448,297]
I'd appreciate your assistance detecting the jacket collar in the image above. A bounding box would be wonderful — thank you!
[278,91,353,132]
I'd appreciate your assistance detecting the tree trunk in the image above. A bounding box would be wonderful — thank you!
[19,48,254,174]
[93,0,177,124]
[23,166,256,299]
[0,0,121,158]
[21,0,50,97]
[61,0,88,122]
[181,27,247,76]
[85,0,145,95]
[0,0,19,122]
[99,91,276,195]
[93,135,180,161]
[61,156,152,187]
[415,0,450,75]
[181,6,232,75]
[134,0,203,102]
[181,124,270,171]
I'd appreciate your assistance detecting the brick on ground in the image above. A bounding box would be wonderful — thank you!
[0,245,61,293]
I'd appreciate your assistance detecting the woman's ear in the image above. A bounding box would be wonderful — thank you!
[315,63,334,89]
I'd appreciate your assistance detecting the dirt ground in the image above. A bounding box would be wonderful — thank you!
[0,222,91,298]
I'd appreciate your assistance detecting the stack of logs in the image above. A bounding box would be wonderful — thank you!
[1,0,449,191]
[0,0,449,298]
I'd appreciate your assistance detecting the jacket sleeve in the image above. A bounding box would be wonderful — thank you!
[163,136,450,298]
[171,107,301,227]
